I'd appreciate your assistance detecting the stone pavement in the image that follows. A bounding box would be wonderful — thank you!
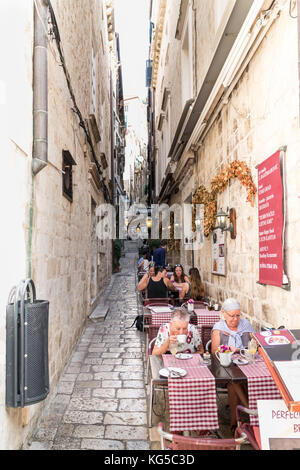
[28,241,151,451]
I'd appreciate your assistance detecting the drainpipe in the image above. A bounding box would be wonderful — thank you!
[32,0,48,175]
[27,0,49,277]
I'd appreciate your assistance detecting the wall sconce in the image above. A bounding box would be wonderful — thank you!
[136,224,141,233]
[147,218,152,229]
[215,207,236,239]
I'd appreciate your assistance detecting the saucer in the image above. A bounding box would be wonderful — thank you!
[159,367,187,378]
[233,358,249,366]
[175,353,193,360]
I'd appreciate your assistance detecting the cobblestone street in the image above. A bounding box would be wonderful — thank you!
[28,242,152,451]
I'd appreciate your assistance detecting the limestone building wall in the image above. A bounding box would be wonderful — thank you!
[193,7,300,330]
[0,0,114,449]
[151,0,300,329]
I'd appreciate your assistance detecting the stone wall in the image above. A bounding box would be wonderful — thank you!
[194,7,300,330]
[152,1,300,329]
[0,0,113,449]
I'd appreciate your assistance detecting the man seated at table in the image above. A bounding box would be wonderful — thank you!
[211,298,255,434]
[152,309,204,355]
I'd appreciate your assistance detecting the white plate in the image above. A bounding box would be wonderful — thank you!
[159,367,187,378]
[233,358,249,366]
[175,353,193,360]
[265,335,290,345]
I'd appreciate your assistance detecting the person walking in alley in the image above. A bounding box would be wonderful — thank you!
[153,240,167,267]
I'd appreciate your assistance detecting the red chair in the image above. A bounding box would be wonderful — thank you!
[157,423,248,450]
[144,298,173,307]
[235,406,261,450]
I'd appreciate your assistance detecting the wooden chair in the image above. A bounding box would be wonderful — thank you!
[157,423,248,450]
[145,326,160,385]
[235,405,261,450]
[201,325,213,350]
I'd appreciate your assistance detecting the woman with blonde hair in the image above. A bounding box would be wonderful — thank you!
[188,267,206,300]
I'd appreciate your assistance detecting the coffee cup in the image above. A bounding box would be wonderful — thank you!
[214,303,219,311]
[177,334,187,345]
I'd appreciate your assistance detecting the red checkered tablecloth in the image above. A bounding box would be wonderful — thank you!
[236,356,281,426]
[150,308,220,328]
[163,355,219,432]
[194,309,221,326]
[150,311,172,326]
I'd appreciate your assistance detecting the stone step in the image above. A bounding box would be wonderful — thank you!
[89,304,110,322]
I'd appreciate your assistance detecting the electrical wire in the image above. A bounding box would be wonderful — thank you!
[46,0,112,203]
[34,0,62,65]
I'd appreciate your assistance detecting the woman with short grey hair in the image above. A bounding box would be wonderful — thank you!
[211,298,255,355]
[153,309,203,356]
[211,298,256,434]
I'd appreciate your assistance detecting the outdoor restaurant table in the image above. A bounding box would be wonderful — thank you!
[144,306,220,328]
[149,355,248,432]
[235,354,281,426]
[163,355,219,432]
[194,308,221,338]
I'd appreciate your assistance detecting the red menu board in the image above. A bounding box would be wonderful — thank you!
[258,151,284,287]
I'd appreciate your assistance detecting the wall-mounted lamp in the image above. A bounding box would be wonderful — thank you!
[146,218,152,229]
[136,224,141,233]
[215,207,236,239]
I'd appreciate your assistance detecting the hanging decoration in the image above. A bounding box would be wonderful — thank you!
[168,212,181,253]
[192,160,257,236]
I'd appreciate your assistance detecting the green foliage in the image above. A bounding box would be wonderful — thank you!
[113,239,123,269]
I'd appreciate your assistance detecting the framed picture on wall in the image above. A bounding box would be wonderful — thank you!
[212,229,226,276]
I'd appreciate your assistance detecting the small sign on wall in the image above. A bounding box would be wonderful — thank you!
[211,229,226,276]
[257,150,284,287]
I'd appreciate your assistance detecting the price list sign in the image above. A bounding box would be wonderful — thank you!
[257,151,284,287]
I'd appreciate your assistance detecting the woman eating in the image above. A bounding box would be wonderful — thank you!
[211,298,256,434]
[152,309,204,355]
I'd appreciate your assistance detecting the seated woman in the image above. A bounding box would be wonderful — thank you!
[170,264,190,299]
[148,263,155,278]
[211,298,256,434]
[153,309,204,355]
[137,250,150,272]
[138,266,176,299]
[188,267,206,300]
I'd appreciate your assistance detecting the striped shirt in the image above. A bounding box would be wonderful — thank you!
[212,318,255,349]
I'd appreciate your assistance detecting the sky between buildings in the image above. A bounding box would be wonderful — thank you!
[114,0,150,101]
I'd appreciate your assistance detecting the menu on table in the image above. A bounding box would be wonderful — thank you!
[255,330,297,348]
[254,330,298,362]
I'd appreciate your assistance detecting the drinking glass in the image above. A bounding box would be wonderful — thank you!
[169,341,178,366]
[248,339,257,363]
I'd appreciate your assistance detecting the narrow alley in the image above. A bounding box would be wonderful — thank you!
[2,0,300,453]
[28,242,150,451]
